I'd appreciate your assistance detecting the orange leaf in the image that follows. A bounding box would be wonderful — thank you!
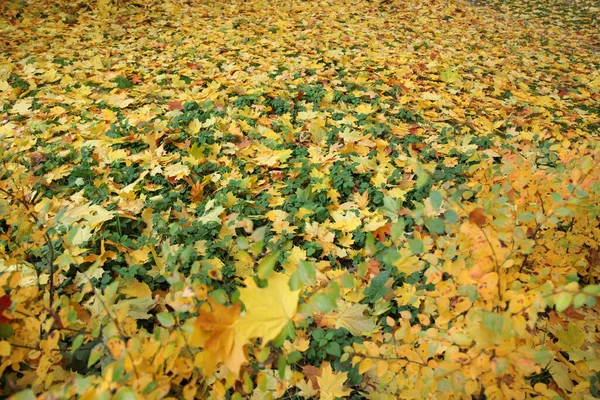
[191,299,247,375]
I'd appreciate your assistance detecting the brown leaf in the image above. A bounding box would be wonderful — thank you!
[29,151,46,164]
[367,259,381,276]
[469,207,487,227]
[302,365,322,389]
[168,100,183,111]
[237,135,252,149]
[563,306,586,320]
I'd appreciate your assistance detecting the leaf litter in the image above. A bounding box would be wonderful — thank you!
[0,0,599,398]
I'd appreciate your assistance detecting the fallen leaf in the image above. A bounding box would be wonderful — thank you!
[236,272,300,345]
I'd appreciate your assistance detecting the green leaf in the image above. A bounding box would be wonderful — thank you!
[391,218,405,239]
[311,282,341,313]
[554,292,573,312]
[114,76,134,89]
[425,217,445,234]
[289,271,302,291]
[209,289,228,304]
[114,387,137,400]
[253,347,269,364]
[0,324,14,339]
[481,311,504,332]
[583,285,600,294]
[325,341,341,357]
[416,167,430,189]
[409,238,424,254]
[429,190,443,209]
[11,390,35,400]
[91,324,102,339]
[382,196,401,217]
[382,249,401,266]
[67,309,78,324]
[112,358,125,382]
[273,320,297,347]
[533,349,553,365]
[277,355,287,379]
[364,271,391,303]
[298,260,316,284]
[517,211,535,222]
[458,285,478,302]
[87,344,104,368]
[586,296,597,307]
[258,251,280,280]
[142,381,158,395]
[340,272,354,289]
[287,351,303,364]
[71,334,85,353]
[573,293,587,308]
[250,241,265,258]
[555,207,575,217]
[312,293,337,313]
[237,236,250,250]
[444,209,458,224]
[551,193,562,203]
[156,312,175,327]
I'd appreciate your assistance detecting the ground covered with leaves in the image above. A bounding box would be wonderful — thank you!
[0,0,599,398]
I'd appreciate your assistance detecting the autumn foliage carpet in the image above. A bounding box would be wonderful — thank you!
[0,0,599,398]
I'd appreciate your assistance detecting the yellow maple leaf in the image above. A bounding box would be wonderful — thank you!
[354,103,374,115]
[105,93,135,108]
[187,118,202,135]
[11,99,32,115]
[330,211,362,233]
[317,363,352,400]
[332,302,377,336]
[163,163,190,180]
[296,379,318,398]
[236,272,300,345]
[191,299,247,375]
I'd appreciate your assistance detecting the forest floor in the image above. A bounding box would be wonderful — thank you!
[0,0,599,398]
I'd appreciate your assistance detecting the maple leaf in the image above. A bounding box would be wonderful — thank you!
[330,211,362,232]
[2,0,599,396]
[104,93,135,108]
[11,99,32,115]
[236,272,300,345]
[332,302,376,336]
[168,100,183,111]
[198,199,225,225]
[316,363,352,400]
[190,299,247,375]
[296,379,318,398]
[114,297,155,320]
[163,163,190,181]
